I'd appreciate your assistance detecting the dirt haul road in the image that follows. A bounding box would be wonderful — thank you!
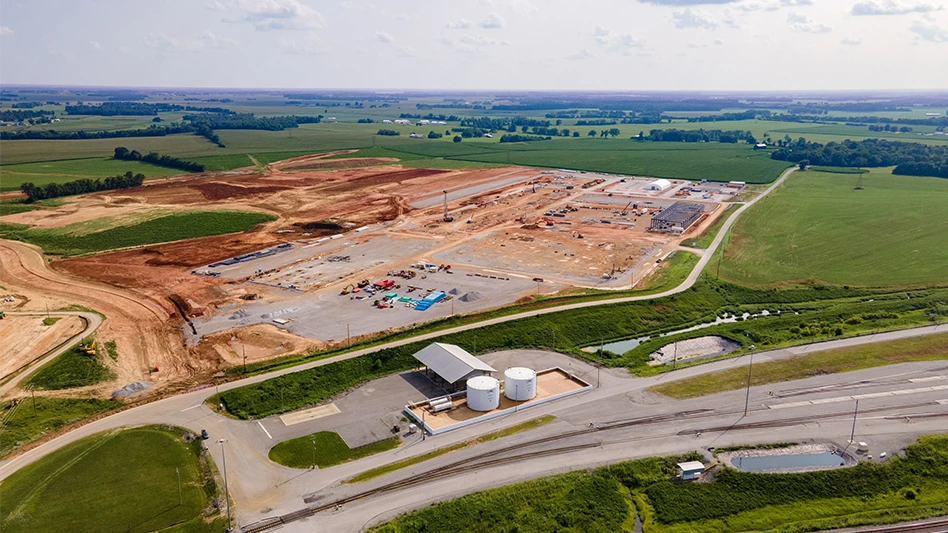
[0,240,200,391]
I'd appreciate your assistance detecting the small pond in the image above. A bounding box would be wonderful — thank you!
[731,452,845,472]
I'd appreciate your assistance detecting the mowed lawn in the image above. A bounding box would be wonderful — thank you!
[268,431,399,469]
[0,158,187,191]
[720,168,948,287]
[0,210,275,256]
[0,427,224,533]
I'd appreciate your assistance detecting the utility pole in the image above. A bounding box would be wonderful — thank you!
[850,399,859,443]
[242,342,247,374]
[176,467,182,506]
[743,352,754,417]
[311,435,317,469]
[347,324,351,348]
[673,342,678,370]
[597,364,601,389]
[217,439,231,532]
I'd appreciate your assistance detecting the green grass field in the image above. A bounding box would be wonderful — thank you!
[682,205,738,249]
[0,158,188,192]
[0,210,275,256]
[348,416,555,483]
[0,426,226,533]
[27,344,115,390]
[0,397,118,457]
[650,331,948,399]
[268,431,399,469]
[720,169,948,287]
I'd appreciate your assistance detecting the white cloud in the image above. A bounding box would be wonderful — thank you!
[909,20,948,41]
[593,27,648,53]
[89,40,102,50]
[673,8,718,28]
[780,0,814,5]
[840,37,863,44]
[375,31,394,43]
[637,0,739,4]
[714,38,725,44]
[461,35,499,45]
[227,0,326,31]
[145,30,238,53]
[481,12,506,29]
[276,31,324,54]
[851,0,940,15]
[788,12,832,32]
[445,19,474,29]
[396,46,416,57]
[569,48,595,60]
[0,26,13,37]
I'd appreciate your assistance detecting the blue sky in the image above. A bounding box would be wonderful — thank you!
[1,0,946,90]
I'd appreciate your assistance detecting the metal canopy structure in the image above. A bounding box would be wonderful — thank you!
[412,342,496,388]
[649,201,705,233]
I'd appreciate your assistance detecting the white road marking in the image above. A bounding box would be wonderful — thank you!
[258,421,273,439]
[768,384,948,409]
[181,404,203,412]
[909,375,948,383]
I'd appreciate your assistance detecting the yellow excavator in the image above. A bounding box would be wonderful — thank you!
[80,339,97,356]
[340,284,355,295]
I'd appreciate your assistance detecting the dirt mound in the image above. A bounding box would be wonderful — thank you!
[192,182,292,201]
[281,158,399,170]
[448,288,460,295]
[321,168,449,194]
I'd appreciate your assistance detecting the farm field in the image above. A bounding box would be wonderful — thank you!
[0,426,226,533]
[0,210,275,256]
[371,436,948,533]
[720,168,948,287]
[0,157,188,191]
[268,431,399,469]
[649,331,948,399]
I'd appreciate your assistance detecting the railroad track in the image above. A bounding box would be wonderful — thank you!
[847,517,948,532]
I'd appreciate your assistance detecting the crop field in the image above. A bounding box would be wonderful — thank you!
[268,431,399,469]
[0,426,226,533]
[0,210,275,256]
[0,397,118,457]
[0,157,187,191]
[650,331,948,399]
[720,168,948,287]
[372,436,948,533]
[27,343,115,390]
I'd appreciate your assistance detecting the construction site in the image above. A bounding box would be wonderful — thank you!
[0,153,738,389]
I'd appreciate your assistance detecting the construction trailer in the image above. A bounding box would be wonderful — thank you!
[649,202,705,234]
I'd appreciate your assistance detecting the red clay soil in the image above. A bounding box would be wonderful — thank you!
[192,182,293,201]
[320,168,449,193]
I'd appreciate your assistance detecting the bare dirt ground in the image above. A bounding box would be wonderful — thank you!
[0,315,84,381]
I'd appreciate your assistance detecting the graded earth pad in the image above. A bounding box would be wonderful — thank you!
[0,315,84,381]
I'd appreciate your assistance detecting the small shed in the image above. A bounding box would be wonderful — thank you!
[677,461,705,480]
[412,343,496,391]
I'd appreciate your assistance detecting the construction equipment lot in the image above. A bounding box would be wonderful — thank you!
[3,155,731,386]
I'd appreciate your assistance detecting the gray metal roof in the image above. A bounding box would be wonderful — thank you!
[677,461,705,471]
[412,342,496,384]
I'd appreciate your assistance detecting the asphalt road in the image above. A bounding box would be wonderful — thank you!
[0,321,943,532]
[0,311,101,396]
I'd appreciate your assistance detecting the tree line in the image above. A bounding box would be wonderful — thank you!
[647,129,757,143]
[64,102,183,116]
[113,147,205,172]
[20,172,146,202]
[771,138,948,178]
[1,109,54,121]
[500,134,551,143]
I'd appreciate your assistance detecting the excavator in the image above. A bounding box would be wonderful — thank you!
[340,284,355,295]
[80,339,97,356]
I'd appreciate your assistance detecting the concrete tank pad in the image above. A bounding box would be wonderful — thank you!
[280,403,342,426]
[405,368,590,435]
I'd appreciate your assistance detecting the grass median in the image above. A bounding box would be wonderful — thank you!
[650,331,948,399]
[268,431,399,469]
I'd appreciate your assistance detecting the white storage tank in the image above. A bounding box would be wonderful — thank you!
[466,376,500,412]
[504,367,537,401]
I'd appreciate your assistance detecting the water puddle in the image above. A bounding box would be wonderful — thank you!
[731,452,845,472]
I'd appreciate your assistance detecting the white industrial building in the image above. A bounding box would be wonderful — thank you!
[412,342,496,391]
[645,178,672,191]
[677,461,706,480]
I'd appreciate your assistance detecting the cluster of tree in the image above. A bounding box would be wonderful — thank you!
[499,134,551,142]
[182,112,319,131]
[113,147,205,172]
[588,128,622,138]
[399,113,462,121]
[357,118,375,123]
[546,110,628,119]
[415,103,485,110]
[685,110,772,123]
[427,131,443,139]
[647,129,756,144]
[0,109,54,121]
[575,119,617,126]
[183,105,233,113]
[64,102,183,116]
[771,138,948,177]
[20,171,146,202]
[492,98,737,113]
[11,102,43,108]
[0,123,194,141]
[377,129,400,136]
[787,102,911,114]
[460,116,552,130]
[868,124,913,132]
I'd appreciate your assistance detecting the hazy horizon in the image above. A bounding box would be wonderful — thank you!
[1,0,947,91]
